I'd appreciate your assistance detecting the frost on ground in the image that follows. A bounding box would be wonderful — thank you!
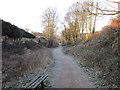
[47,47,95,88]
[64,28,119,88]
[2,41,52,88]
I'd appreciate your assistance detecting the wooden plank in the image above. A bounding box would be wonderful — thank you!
[27,75,44,88]
[23,75,42,88]
[24,74,48,89]
[31,75,48,89]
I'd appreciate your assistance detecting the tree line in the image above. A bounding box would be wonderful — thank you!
[61,0,119,43]
[41,0,119,45]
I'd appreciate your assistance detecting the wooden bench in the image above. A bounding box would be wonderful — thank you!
[23,74,48,89]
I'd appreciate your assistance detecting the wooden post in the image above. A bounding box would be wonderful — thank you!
[41,81,44,89]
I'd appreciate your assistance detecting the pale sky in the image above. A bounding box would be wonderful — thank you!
[0,0,119,34]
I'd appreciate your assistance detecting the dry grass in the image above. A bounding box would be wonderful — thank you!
[2,48,52,88]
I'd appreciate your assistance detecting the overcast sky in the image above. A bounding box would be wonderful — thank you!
[0,0,119,34]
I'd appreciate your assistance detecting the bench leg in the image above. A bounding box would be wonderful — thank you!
[41,81,44,89]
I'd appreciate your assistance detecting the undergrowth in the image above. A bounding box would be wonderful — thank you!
[65,27,119,88]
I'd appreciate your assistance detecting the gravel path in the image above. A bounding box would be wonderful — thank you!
[49,47,95,88]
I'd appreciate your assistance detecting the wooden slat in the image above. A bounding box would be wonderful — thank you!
[27,75,44,88]
[23,75,42,88]
[23,74,48,89]
[31,75,48,89]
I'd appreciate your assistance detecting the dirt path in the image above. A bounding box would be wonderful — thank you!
[49,47,95,88]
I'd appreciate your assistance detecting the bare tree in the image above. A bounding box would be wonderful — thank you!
[63,1,95,41]
[62,0,120,43]
[87,0,120,15]
[42,7,58,47]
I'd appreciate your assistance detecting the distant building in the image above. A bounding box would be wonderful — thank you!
[31,32,46,43]
[31,32,45,38]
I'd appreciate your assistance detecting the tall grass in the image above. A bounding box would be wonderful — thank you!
[2,48,52,88]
